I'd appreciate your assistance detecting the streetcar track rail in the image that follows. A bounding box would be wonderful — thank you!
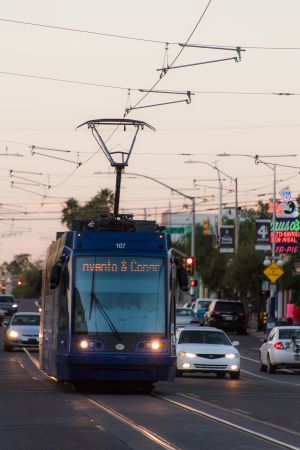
[177,393,300,439]
[86,396,179,450]
[152,393,300,450]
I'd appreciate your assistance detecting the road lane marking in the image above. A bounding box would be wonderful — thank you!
[241,369,300,387]
[241,355,260,363]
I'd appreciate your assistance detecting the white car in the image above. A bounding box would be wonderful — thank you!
[260,326,300,373]
[4,312,40,352]
[176,326,240,379]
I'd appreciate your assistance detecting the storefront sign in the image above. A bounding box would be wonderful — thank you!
[270,218,300,254]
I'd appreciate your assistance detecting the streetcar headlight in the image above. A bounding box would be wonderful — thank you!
[144,340,166,351]
[9,330,18,338]
[225,353,239,359]
[79,340,89,349]
[151,341,160,350]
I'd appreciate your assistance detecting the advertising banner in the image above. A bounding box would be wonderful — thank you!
[255,219,271,250]
[219,225,235,253]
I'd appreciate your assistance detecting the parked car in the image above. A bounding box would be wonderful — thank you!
[4,312,40,351]
[193,298,213,324]
[176,326,240,378]
[0,295,19,318]
[260,326,300,373]
[203,299,247,334]
[176,307,199,327]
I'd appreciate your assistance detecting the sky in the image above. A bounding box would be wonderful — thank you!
[0,0,300,264]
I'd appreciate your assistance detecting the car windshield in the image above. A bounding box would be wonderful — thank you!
[176,308,193,316]
[197,301,211,310]
[279,329,300,339]
[0,297,14,304]
[12,315,40,326]
[215,302,244,313]
[178,330,231,345]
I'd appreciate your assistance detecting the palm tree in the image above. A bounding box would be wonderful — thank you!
[61,189,115,229]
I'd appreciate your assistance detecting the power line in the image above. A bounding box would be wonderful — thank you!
[2,17,300,51]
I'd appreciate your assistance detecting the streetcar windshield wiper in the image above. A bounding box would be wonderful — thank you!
[89,267,122,341]
[89,291,122,341]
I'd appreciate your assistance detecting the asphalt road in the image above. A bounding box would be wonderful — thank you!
[1,300,300,450]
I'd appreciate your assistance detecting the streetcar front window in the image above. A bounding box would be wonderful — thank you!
[73,256,166,334]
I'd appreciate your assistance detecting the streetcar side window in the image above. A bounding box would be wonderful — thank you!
[58,266,69,332]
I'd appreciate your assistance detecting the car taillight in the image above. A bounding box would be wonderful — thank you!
[274,341,284,350]
[238,313,245,316]
[212,311,221,316]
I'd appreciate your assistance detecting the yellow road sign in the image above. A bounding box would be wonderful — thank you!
[263,262,284,283]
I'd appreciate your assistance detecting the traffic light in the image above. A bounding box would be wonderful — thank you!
[203,218,210,235]
[190,278,198,288]
[183,256,196,276]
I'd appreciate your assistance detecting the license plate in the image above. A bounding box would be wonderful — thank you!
[294,355,300,361]
[224,315,233,320]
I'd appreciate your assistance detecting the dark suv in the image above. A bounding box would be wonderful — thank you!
[203,300,247,334]
[0,295,19,317]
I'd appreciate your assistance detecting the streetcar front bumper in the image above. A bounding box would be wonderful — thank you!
[56,352,176,382]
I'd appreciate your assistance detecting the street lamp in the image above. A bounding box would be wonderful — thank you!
[185,160,239,251]
[94,170,213,259]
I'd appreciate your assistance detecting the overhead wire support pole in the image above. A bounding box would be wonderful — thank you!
[187,160,239,251]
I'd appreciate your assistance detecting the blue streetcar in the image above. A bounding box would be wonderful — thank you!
[39,215,187,391]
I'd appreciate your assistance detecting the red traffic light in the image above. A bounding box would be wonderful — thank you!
[183,256,196,276]
[190,278,198,287]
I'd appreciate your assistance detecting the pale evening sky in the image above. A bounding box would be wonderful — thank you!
[0,0,300,263]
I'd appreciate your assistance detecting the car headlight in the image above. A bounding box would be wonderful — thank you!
[9,330,18,338]
[12,304,18,308]
[179,352,196,358]
[225,353,239,359]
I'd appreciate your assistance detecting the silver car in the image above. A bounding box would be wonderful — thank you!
[260,326,300,373]
[4,312,40,352]
[176,307,199,327]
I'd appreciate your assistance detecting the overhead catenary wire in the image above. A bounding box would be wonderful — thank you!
[2,17,300,51]
[125,0,213,114]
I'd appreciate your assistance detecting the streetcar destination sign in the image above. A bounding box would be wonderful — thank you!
[81,258,161,273]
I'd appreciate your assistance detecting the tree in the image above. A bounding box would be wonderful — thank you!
[0,254,42,298]
[61,189,115,229]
